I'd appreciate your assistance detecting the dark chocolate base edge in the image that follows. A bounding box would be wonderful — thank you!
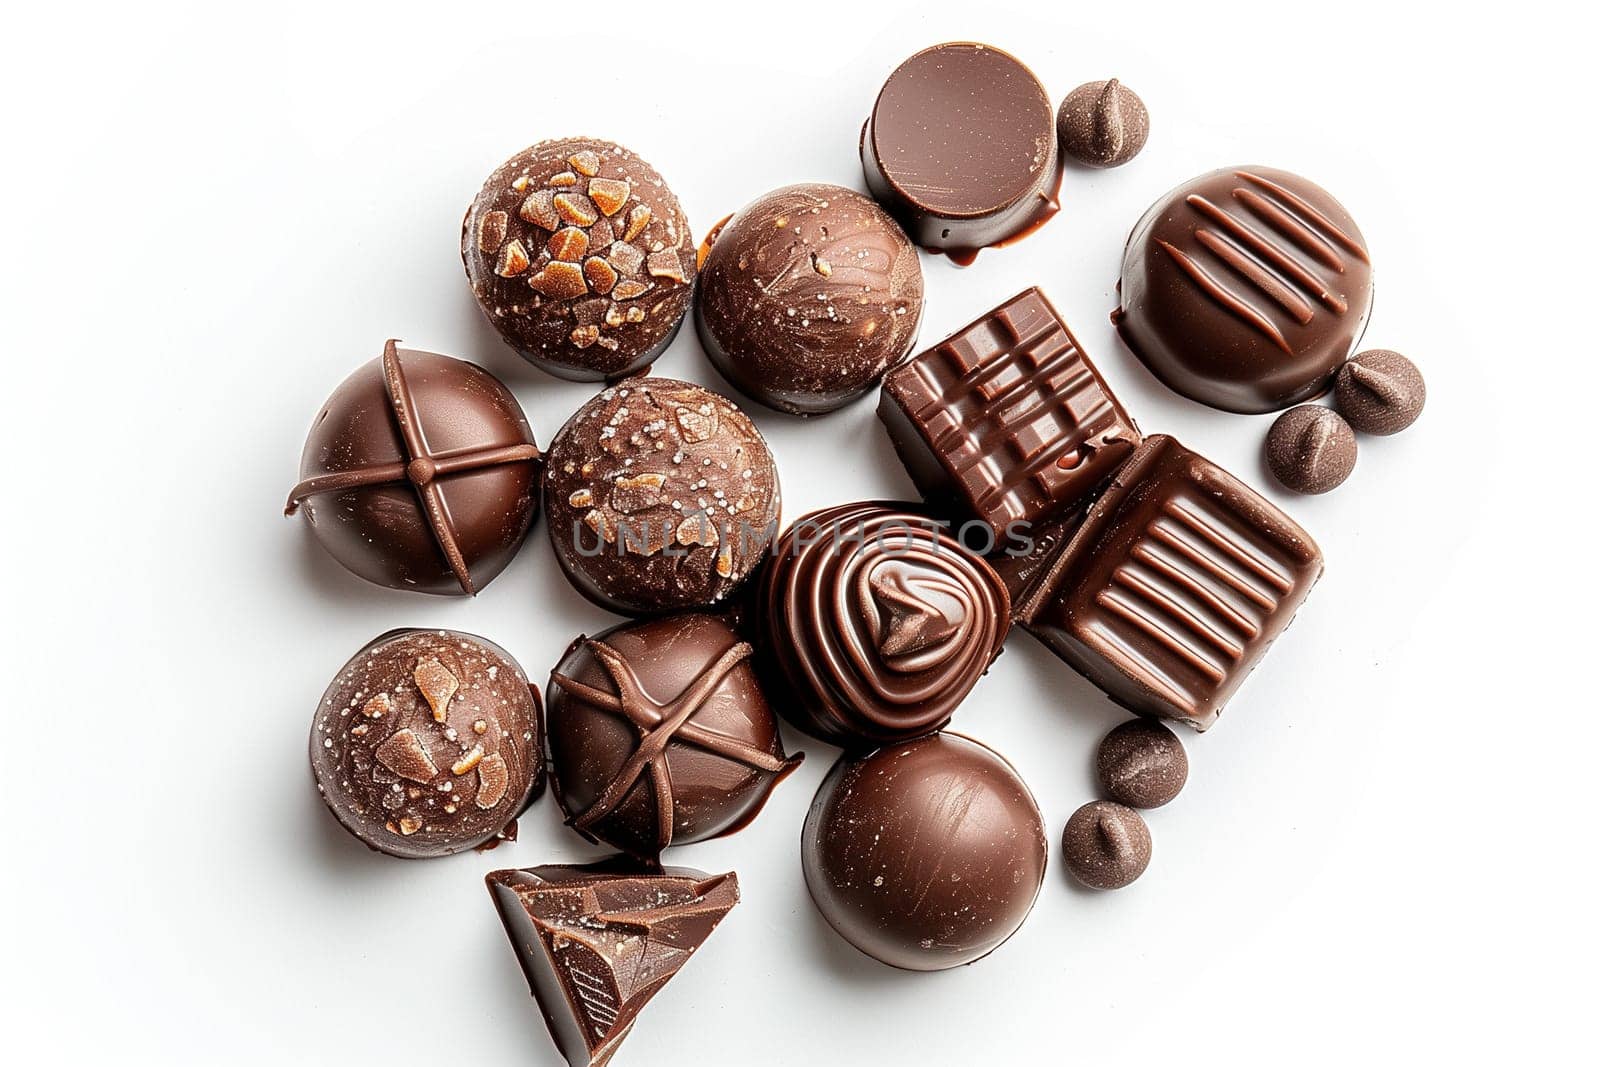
[487,873,614,1066]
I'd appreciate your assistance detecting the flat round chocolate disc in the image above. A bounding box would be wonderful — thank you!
[862,42,1060,261]
[1114,166,1373,414]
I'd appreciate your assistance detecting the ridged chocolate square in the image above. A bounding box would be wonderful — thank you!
[878,287,1140,534]
[1017,435,1322,729]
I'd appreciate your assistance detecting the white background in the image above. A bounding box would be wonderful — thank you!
[3,2,1593,1063]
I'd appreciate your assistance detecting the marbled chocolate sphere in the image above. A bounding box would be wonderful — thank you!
[310,629,544,859]
[286,341,541,596]
[543,378,781,616]
[546,614,802,861]
[802,733,1047,970]
[695,183,923,415]
[463,138,696,381]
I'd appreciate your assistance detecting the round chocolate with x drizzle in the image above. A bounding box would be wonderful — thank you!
[287,340,542,595]
[545,614,802,861]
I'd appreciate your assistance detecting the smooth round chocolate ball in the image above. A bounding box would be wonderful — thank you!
[1096,719,1188,808]
[543,377,781,616]
[286,341,541,596]
[695,183,923,415]
[310,629,544,859]
[546,614,801,860]
[756,502,1010,749]
[1335,349,1426,435]
[1266,405,1357,494]
[802,733,1047,971]
[1115,166,1373,413]
[1057,78,1149,168]
[1061,801,1151,890]
[463,138,696,382]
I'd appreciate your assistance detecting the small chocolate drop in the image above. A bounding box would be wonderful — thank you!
[1096,718,1188,808]
[1062,800,1151,890]
[1265,405,1357,494]
[1335,349,1426,435]
[1057,79,1150,168]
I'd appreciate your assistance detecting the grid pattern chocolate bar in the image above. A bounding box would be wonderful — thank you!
[878,287,1140,534]
[1017,435,1322,729]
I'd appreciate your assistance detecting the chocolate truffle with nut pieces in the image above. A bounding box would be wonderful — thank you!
[543,377,781,616]
[463,138,696,381]
[695,183,924,415]
[310,629,544,859]
[546,614,802,861]
[285,341,541,596]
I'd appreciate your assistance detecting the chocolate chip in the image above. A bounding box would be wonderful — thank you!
[1096,718,1188,808]
[1062,801,1151,890]
[1265,405,1357,494]
[1335,349,1426,435]
[1057,78,1149,168]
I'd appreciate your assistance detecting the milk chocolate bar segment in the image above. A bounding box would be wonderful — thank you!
[1017,435,1322,729]
[879,287,1140,535]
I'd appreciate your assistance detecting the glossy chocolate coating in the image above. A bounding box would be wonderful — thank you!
[1096,718,1188,808]
[695,183,924,415]
[1057,79,1149,168]
[487,863,738,1067]
[463,138,696,382]
[546,614,801,860]
[1335,349,1426,435]
[1061,800,1151,890]
[1265,405,1357,494]
[1114,166,1373,413]
[802,733,1047,970]
[286,341,541,596]
[985,502,1088,611]
[310,629,543,858]
[879,287,1140,537]
[1018,435,1323,729]
[756,502,1010,749]
[543,378,781,616]
[862,43,1061,263]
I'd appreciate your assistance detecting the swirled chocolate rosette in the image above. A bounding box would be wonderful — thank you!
[756,502,1010,748]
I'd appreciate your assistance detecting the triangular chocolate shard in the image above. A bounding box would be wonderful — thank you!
[487,863,739,1067]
